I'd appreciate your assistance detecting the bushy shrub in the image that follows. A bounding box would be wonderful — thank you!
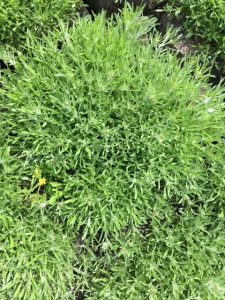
[0,0,81,47]
[166,0,225,62]
[1,9,225,298]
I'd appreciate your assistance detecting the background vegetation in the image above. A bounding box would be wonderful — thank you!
[166,0,225,70]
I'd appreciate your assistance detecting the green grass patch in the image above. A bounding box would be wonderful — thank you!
[0,184,75,300]
[0,0,81,48]
[1,8,225,299]
[74,217,225,299]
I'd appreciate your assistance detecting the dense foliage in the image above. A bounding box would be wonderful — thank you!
[0,197,74,300]
[1,8,225,299]
[0,0,81,47]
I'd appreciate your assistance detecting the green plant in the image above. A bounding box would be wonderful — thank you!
[0,185,75,300]
[73,215,225,299]
[0,147,75,299]
[1,8,225,299]
[0,0,81,48]
[165,0,225,63]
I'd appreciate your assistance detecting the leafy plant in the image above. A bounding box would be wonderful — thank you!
[1,7,225,299]
[0,182,75,300]
[73,216,225,299]
[0,0,81,48]
[165,0,225,66]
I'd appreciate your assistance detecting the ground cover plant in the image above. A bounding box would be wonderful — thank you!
[0,0,81,48]
[0,198,75,300]
[1,7,225,299]
[165,0,225,72]
[0,153,75,299]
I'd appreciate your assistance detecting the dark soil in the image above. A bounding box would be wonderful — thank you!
[83,0,157,17]
[75,290,86,300]
[0,58,15,71]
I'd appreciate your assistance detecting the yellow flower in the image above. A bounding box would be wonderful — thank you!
[38,178,47,187]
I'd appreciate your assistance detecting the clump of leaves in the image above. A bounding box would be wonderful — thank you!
[1,8,225,298]
[0,0,81,48]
